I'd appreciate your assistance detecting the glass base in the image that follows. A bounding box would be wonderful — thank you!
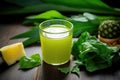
[35,59,72,80]
[43,60,69,66]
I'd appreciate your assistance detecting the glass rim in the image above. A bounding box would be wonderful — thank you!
[39,19,73,34]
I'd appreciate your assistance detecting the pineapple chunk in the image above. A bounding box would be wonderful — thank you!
[0,42,26,66]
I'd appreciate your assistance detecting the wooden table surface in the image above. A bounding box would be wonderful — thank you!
[0,22,120,80]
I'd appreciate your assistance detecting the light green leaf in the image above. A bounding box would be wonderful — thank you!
[83,12,97,20]
[58,67,70,74]
[19,53,41,69]
[27,10,67,19]
[71,65,80,77]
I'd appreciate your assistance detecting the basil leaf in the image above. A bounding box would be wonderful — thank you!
[19,53,41,69]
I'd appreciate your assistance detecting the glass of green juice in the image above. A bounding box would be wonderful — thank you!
[39,19,73,65]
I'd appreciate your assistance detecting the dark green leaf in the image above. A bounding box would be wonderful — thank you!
[71,41,80,59]
[41,0,120,15]
[72,32,119,72]
[19,53,41,69]
[1,0,120,15]
[11,10,99,46]
[96,15,120,23]
[11,10,68,46]
[11,26,39,46]
[10,10,120,46]
[68,19,99,37]
[4,0,42,7]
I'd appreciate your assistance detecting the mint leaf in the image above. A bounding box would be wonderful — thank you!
[19,53,41,69]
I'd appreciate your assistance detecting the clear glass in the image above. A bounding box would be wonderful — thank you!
[39,19,73,65]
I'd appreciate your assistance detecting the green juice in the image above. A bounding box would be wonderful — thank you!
[40,25,72,65]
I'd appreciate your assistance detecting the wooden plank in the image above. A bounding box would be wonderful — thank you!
[36,59,79,80]
[0,24,38,80]
[0,23,120,80]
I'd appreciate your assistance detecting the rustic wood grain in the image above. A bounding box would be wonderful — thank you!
[0,23,120,80]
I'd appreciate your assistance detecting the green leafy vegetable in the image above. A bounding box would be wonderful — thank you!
[19,53,41,69]
[23,10,67,25]
[27,10,67,19]
[71,65,80,76]
[69,13,99,37]
[11,26,39,46]
[58,64,80,76]
[58,67,70,74]
[4,0,42,7]
[11,10,100,46]
[1,0,120,15]
[72,32,120,72]
[25,11,99,37]
[58,66,80,76]
[10,10,120,46]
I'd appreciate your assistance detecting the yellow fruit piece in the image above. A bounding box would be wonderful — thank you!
[0,42,26,66]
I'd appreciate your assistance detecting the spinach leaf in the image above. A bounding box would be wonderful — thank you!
[71,65,80,77]
[19,53,41,69]
[58,67,70,74]
[72,32,119,72]
[58,65,80,76]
